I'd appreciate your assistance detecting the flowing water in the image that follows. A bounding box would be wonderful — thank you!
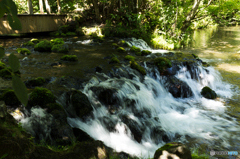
[1,26,240,158]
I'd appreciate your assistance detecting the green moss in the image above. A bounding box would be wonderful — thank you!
[27,77,45,87]
[119,40,129,47]
[61,55,78,61]
[58,25,69,34]
[66,32,77,36]
[30,39,39,44]
[135,52,142,56]
[34,40,52,52]
[117,47,126,53]
[130,61,146,75]
[29,87,56,107]
[16,48,31,55]
[192,53,198,58]
[201,86,217,99]
[112,43,119,48]
[61,33,66,36]
[154,57,172,72]
[110,57,120,64]
[130,45,141,53]
[141,50,151,56]
[1,89,21,106]
[124,55,135,61]
[51,44,69,53]
[23,41,34,46]
[0,61,6,70]
[0,68,12,79]
[156,143,173,152]
[202,61,210,67]
[50,38,64,45]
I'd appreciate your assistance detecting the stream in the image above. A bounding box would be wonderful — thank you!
[1,26,240,159]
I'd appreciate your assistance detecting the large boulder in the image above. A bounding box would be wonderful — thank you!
[153,142,192,159]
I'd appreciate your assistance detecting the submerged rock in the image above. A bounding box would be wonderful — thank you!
[153,142,192,159]
[201,86,217,99]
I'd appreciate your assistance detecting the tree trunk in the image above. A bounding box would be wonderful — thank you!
[27,0,33,14]
[92,0,101,23]
[44,0,51,14]
[39,0,44,14]
[57,0,61,13]
[181,0,202,32]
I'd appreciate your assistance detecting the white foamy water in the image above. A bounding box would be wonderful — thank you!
[67,63,240,157]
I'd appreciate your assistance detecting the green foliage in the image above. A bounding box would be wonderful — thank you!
[0,61,6,69]
[16,48,31,55]
[117,47,126,53]
[125,55,135,61]
[9,53,20,72]
[51,44,69,53]
[29,87,56,107]
[12,75,28,106]
[66,32,77,36]
[130,61,146,75]
[34,40,52,52]
[154,57,172,72]
[61,55,78,61]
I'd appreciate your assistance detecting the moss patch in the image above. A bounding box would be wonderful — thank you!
[156,143,173,152]
[201,86,217,99]
[154,57,172,72]
[109,57,120,64]
[0,68,12,79]
[130,61,146,75]
[34,40,52,52]
[141,50,151,56]
[31,39,39,44]
[16,48,31,55]
[1,89,21,106]
[117,47,126,53]
[125,55,135,61]
[0,61,6,70]
[26,77,46,87]
[29,87,56,107]
[52,44,69,53]
[23,41,34,47]
[135,52,142,56]
[61,55,78,61]
[112,43,119,48]
[50,38,64,45]
[130,45,141,53]
[202,61,210,67]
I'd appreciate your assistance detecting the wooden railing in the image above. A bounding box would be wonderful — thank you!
[0,14,66,35]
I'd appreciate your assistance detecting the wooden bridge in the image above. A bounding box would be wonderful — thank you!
[0,14,66,35]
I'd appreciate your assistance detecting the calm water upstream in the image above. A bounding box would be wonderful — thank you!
[0,26,240,159]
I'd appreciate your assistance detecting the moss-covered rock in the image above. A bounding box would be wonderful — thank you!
[112,43,119,48]
[58,25,69,34]
[124,55,135,61]
[0,68,12,79]
[61,33,66,36]
[109,57,120,64]
[16,48,31,55]
[154,57,172,72]
[30,39,39,44]
[154,142,192,159]
[0,61,6,70]
[117,47,126,53]
[201,86,217,99]
[192,53,198,59]
[202,61,210,67]
[45,103,64,113]
[130,61,146,75]
[141,50,151,56]
[50,38,64,45]
[29,87,56,107]
[130,45,141,53]
[61,55,78,61]
[25,77,46,87]
[23,41,34,47]
[52,44,69,53]
[34,40,52,52]
[1,89,21,106]
[119,40,130,47]
[66,32,77,36]
[135,52,142,56]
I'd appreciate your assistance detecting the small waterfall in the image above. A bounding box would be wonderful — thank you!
[67,56,240,157]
